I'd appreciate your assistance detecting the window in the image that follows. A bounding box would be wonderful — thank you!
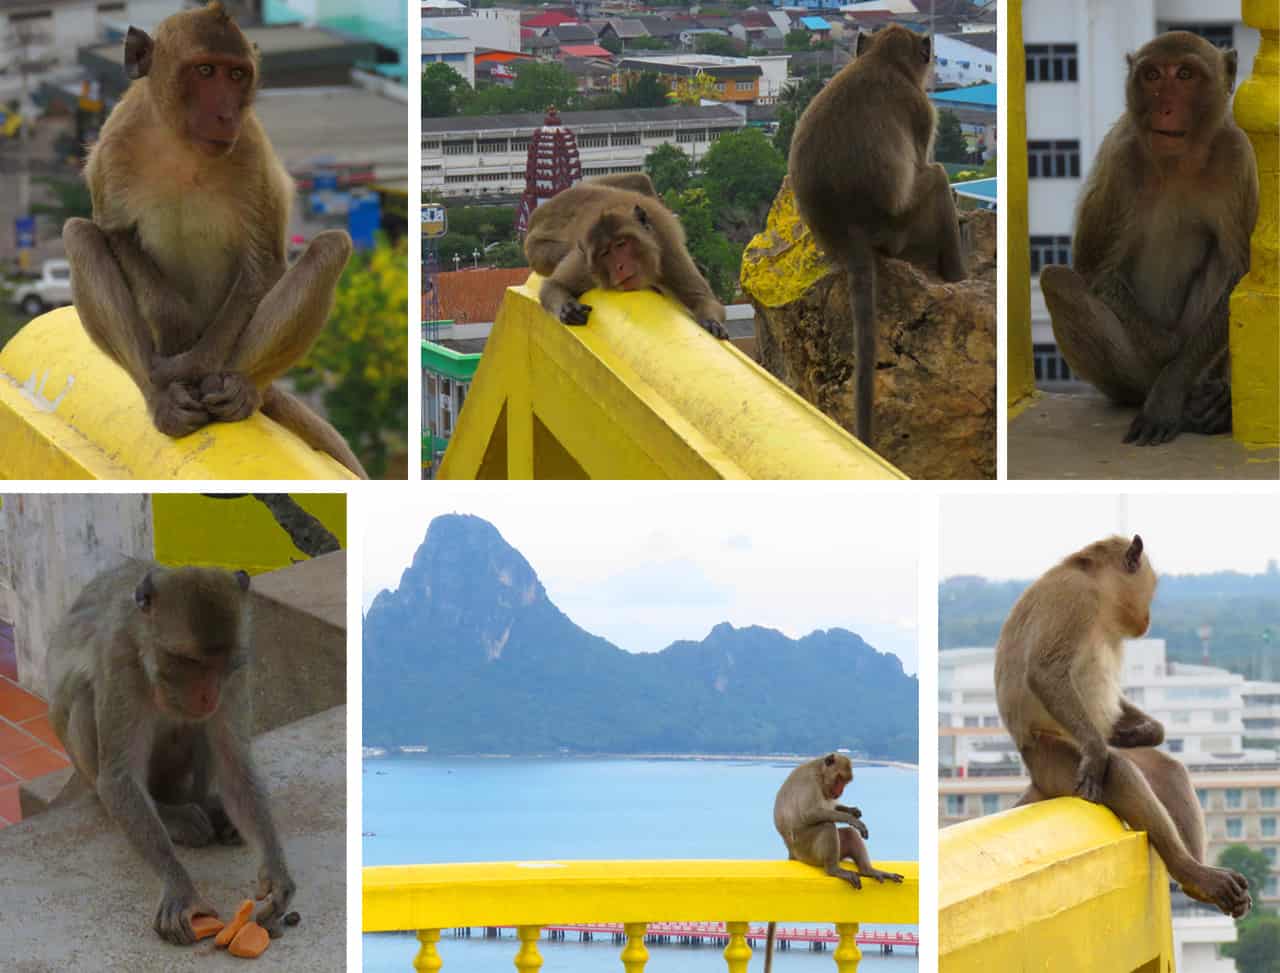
[963,691,995,704]
[424,140,441,150]
[736,80,753,91]
[964,716,980,727]
[984,64,992,73]
[1262,817,1277,837]
[946,795,965,816]
[1213,710,1230,723]
[1268,876,1279,897]
[937,57,948,66]
[1028,141,1081,179]
[1227,789,1243,809]
[983,716,1000,728]
[477,139,507,153]
[443,141,474,155]
[1032,343,1074,383]
[982,794,999,815]
[676,131,703,143]
[648,128,675,139]
[1226,818,1243,838]
[1025,43,1078,82]
[612,133,640,146]
[1196,789,1209,809]
[1029,235,1071,274]
[511,138,531,152]
[578,134,609,148]
[1265,847,1278,864]
[1262,788,1277,808]
[1166,739,1183,753]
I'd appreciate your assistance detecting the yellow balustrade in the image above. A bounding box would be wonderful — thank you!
[1230,0,1280,446]
[0,307,356,479]
[1006,0,1036,418]
[363,858,919,972]
[940,798,1175,972]
[437,277,906,480]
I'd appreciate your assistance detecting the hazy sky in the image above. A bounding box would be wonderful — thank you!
[941,493,1280,580]
[361,483,920,673]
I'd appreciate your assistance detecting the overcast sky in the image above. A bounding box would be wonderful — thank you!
[361,483,920,673]
[941,493,1280,580]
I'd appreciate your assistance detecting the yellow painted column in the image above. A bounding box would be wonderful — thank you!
[514,926,543,972]
[722,921,751,973]
[1007,0,1036,416]
[834,922,862,972]
[413,929,444,972]
[506,317,534,478]
[621,922,649,972]
[1231,0,1280,446]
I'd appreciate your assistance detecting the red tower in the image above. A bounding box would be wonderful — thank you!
[515,106,582,236]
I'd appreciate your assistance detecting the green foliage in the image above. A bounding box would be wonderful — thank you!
[290,237,408,478]
[695,33,739,56]
[29,175,91,224]
[1223,916,1280,973]
[446,205,517,243]
[785,29,811,51]
[421,62,472,118]
[644,143,692,195]
[701,127,786,216]
[773,77,822,160]
[438,233,483,268]
[466,62,577,115]
[487,241,527,268]
[667,187,742,302]
[934,109,970,164]
[1219,845,1274,900]
[619,72,669,108]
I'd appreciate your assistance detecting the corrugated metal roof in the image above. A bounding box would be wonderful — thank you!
[931,83,997,107]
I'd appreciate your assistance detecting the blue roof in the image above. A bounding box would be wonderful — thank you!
[952,177,995,201]
[930,83,996,107]
[800,16,831,29]
[423,25,466,40]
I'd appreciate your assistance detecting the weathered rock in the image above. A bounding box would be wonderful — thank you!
[741,180,996,479]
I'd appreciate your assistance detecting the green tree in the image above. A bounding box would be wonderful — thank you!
[644,143,692,195]
[1223,916,1280,973]
[785,29,812,51]
[1219,845,1273,899]
[509,61,578,113]
[701,127,786,219]
[421,62,471,118]
[487,241,527,268]
[667,187,741,303]
[772,76,822,160]
[29,175,92,224]
[291,237,408,478]
[619,72,669,108]
[934,109,970,163]
[695,33,739,56]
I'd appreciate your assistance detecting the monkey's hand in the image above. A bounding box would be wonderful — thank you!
[200,372,262,422]
[559,299,592,326]
[698,318,729,340]
[1124,376,1185,446]
[1184,378,1232,435]
[150,380,211,438]
[1073,747,1109,804]
[254,861,297,938]
[155,879,218,945]
[1109,718,1165,749]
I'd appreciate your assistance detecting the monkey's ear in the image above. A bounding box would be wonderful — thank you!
[1223,49,1239,93]
[124,27,153,80]
[234,569,251,593]
[134,571,156,612]
[823,753,836,766]
[855,30,871,57]
[1124,535,1144,573]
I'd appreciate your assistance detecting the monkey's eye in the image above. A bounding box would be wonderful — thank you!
[1143,66,1161,82]
[196,64,215,78]
[1176,65,1193,80]
[230,67,246,81]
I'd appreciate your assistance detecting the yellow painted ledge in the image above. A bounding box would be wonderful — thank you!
[0,307,354,480]
[940,798,1174,973]
[364,859,919,932]
[439,278,906,480]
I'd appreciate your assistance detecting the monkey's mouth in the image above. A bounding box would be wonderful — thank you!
[614,274,640,291]
[1150,128,1187,139]
[195,137,237,157]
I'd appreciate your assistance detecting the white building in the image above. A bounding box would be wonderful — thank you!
[422,24,475,86]
[1244,680,1280,747]
[0,0,178,68]
[934,33,996,87]
[1023,0,1260,388]
[421,0,520,52]
[422,104,746,199]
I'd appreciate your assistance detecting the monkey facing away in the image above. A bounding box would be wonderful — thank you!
[46,562,296,944]
[1041,32,1258,446]
[788,25,967,447]
[524,174,729,339]
[765,752,903,972]
[62,1,367,477]
[995,535,1251,918]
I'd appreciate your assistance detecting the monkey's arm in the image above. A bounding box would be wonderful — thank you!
[1109,698,1165,748]
[795,807,862,829]
[835,805,869,839]
[207,671,295,935]
[660,247,728,339]
[540,246,596,326]
[1024,630,1111,803]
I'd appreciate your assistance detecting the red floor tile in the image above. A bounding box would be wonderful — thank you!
[19,714,65,754]
[1,745,69,780]
[0,764,16,787]
[0,677,46,723]
[0,783,20,824]
[0,719,40,758]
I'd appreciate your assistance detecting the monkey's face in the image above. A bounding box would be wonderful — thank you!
[1126,34,1227,157]
[181,56,255,156]
[598,236,647,291]
[152,649,240,720]
[588,205,661,293]
[820,753,854,799]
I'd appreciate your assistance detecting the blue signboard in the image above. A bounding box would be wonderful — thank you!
[15,216,35,250]
[348,193,381,250]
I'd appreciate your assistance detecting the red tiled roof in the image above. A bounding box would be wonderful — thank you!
[559,43,613,58]
[476,50,534,63]
[430,267,531,324]
[522,11,578,28]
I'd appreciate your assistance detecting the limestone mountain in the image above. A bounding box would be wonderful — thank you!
[364,514,918,760]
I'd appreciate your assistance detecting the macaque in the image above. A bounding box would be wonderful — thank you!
[62,1,367,477]
[46,562,296,943]
[995,535,1251,918]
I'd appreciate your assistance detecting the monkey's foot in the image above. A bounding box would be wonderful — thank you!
[699,318,730,340]
[859,869,905,883]
[200,371,261,422]
[559,299,592,326]
[151,381,211,437]
[1073,752,1108,803]
[155,883,219,945]
[1179,866,1252,919]
[1109,721,1165,748]
[157,801,215,846]
[205,799,244,845]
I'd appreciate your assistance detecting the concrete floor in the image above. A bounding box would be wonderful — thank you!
[1009,392,1280,480]
[0,706,346,972]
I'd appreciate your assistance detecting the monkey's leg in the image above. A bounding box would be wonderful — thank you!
[1109,699,1165,748]
[190,732,243,845]
[813,824,861,889]
[55,684,100,785]
[1121,747,1207,862]
[62,219,210,436]
[838,827,904,883]
[1025,736,1250,917]
[900,164,966,282]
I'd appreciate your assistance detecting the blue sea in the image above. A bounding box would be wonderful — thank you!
[363,757,919,972]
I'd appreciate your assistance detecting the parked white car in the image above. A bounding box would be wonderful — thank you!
[12,259,72,317]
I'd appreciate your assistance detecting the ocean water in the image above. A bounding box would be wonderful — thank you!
[363,757,919,972]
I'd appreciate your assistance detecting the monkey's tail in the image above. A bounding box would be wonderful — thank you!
[845,230,877,446]
[764,920,776,973]
[261,385,369,479]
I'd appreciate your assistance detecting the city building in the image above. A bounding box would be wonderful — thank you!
[421,0,520,51]
[934,31,996,86]
[0,0,179,68]
[617,53,790,103]
[422,24,475,85]
[422,105,747,200]
[1023,0,1259,389]
[929,82,996,161]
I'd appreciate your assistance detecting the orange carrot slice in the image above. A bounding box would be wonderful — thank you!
[215,899,255,947]
[228,921,270,958]
[192,915,224,941]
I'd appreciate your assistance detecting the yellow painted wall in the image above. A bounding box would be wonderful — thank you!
[1006,0,1036,417]
[152,495,347,575]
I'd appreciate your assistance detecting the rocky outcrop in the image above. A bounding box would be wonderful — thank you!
[741,181,996,480]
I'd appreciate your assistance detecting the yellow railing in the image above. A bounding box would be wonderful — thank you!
[363,858,919,971]
[437,278,906,479]
[0,307,355,479]
[940,798,1175,973]
[1006,0,1036,417]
